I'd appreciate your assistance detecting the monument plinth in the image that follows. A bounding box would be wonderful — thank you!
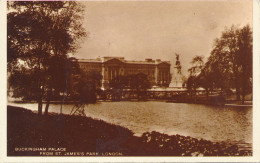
[169,67,183,88]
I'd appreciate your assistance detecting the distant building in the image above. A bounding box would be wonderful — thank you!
[78,56,171,89]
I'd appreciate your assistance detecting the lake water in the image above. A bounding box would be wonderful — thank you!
[8,101,252,148]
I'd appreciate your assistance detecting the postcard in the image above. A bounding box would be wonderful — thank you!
[1,0,260,162]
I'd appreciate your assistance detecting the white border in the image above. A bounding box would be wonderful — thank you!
[0,0,7,161]
[1,0,260,162]
[253,0,260,161]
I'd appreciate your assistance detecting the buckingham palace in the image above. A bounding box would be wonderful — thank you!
[78,56,171,89]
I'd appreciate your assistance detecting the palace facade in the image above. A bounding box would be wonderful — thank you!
[78,57,171,89]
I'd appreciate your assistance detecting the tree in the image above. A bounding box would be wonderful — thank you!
[109,75,128,90]
[206,25,252,103]
[187,56,204,100]
[44,55,76,115]
[128,73,151,99]
[208,26,240,98]
[109,75,128,100]
[108,73,151,100]
[197,62,214,100]
[76,72,99,104]
[7,1,87,115]
[236,25,252,104]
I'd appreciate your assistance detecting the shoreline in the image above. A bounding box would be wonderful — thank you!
[7,105,252,156]
[8,98,253,108]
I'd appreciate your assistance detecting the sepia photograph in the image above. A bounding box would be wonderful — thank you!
[3,0,258,160]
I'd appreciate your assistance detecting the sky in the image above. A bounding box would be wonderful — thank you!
[74,0,252,76]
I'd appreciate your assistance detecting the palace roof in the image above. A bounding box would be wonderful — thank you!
[77,57,170,65]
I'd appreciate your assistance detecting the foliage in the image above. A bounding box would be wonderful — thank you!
[108,73,151,100]
[207,25,252,102]
[236,25,253,102]
[190,25,252,103]
[128,73,151,91]
[186,56,204,99]
[78,70,102,104]
[8,66,39,101]
[109,75,128,90]
[188,56,204,77]
[7,1,87,115]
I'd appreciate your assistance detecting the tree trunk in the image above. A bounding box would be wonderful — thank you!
[241,84,245,104]
[36,53,43,116]
[37,86,44,116]
[233,61,241,101]
[194,89,197,103]
[206,88,209,100]
[236,87,240,101]
[38,98,42,116]
[241,73,246,105]
[137,89,140,100]
[242,93,245,104]
[44,88,52,115]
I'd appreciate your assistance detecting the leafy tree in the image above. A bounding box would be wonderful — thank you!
[205,25,252,103]
[44,56,76,115]
[198,64,211,99]
[187,56,204,100]
[107,73,151,100]
[128,73,151,99]
[188,56,204,76]
[186,76,197,99]
[208,26,240,97]
[109,75,128,90]
[8,66,39,101]
[7,1,86,115]
[108,73,151,100]
[63,63,102,104]
[75,72,98,104]
[193,25,252,104]
[85,70,103,90]
[236,25,252,103]
[109,75,128,100]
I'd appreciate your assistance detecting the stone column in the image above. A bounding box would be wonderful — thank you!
[162,71,164,84]
[111,68,113,81]
[155,66,158,85]
[101,63,105,90]
[122,67,125,76]
[164,71,166,83]
[115,68,117,78]
[108,68,111,81]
